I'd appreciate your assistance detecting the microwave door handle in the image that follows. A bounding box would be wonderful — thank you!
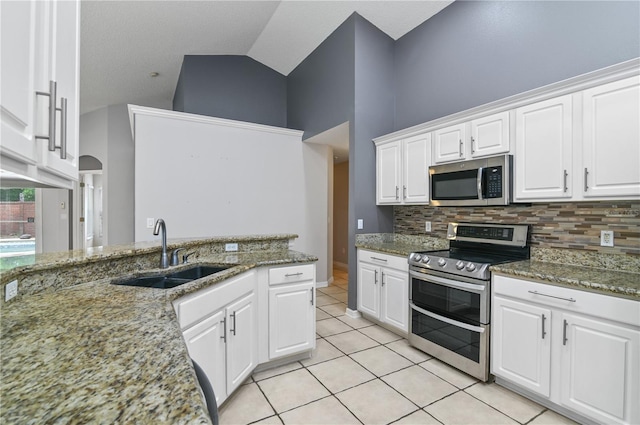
[477,167,484,200]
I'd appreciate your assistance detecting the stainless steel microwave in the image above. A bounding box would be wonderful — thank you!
[429,154,512,206]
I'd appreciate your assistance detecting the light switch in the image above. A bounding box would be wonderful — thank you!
[357,219,363,230]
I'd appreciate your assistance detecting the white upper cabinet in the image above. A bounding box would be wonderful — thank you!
[582,76,640,199]
[470,111,510,158]
[433,112,510,164]
[433,123,467,163]
[376,133,430,205]
[515,95,573,201]
[0,0,79,188]
[1,0,39,165]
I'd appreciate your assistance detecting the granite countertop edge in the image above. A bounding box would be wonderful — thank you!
[491,260,640,300]
[0,249,317,423]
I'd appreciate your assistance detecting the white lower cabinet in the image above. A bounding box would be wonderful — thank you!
[268,264,316,360]
[175,270,258,406]
[492,275,640,425]
[357,249,408,333]
[174,264,317,406]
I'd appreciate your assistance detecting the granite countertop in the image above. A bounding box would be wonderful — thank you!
[491,260,640,300]
[1,250,316,424]
[355,233,449,257]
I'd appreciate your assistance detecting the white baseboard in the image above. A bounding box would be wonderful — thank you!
[345,308,361,319]
[316,280,328,288]
[333,261,348,271]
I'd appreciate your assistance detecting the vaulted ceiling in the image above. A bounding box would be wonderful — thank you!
[80,1,453,115]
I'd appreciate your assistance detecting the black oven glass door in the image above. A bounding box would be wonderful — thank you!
[431,169,479,201]
[411,304,482,363]
[411,275,482,326]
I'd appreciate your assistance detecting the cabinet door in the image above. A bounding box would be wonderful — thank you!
[402,134,430,204]
[268,281,315,359]
[560,313,640,425]
[0,0,39,164]
[226,292,258,396]
[376,141,402,204]
[380,268,408,333]
[433,123,466,163]
[582,76,640,198]
[37,0,79,180]
[515,95,573,200]
[470,111,510,158]
[357,262,379,318]
[182,310,227,406]
[491,296,552,398]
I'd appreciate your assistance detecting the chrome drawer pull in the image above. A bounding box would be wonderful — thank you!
[528,290,576,303]
[563,319,569,345]
[584,168,589,192]
[563,170,568,192]
[230,312,236,336]
[310,288,314,305]
[370,257,387,262]
[220,317,227,342]
[285,272,304,277]
[541,314,547,339]
[374,269,378,284]
[35,80,57,152]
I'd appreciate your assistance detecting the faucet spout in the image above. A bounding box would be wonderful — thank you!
[153,218,169,268]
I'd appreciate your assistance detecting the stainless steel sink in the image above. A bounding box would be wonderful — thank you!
[113,265,230,289]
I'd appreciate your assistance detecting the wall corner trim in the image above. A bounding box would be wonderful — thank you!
[127,105,304,139]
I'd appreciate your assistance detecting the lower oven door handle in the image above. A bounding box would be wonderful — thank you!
[410,303,486,333]
[410,271,486,294]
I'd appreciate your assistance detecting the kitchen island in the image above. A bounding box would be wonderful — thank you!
[0,235,317,424]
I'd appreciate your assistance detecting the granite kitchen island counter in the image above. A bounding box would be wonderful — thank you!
[1,245,317,424]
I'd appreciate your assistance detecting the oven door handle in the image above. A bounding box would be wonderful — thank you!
[410,271,486,294]
[410,303,486,334]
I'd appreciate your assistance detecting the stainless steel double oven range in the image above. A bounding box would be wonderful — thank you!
[408,222,529,381]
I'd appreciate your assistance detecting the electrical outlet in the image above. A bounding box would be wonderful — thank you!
[5,280,18,301]
[146,218,155,229]
[601,230,614,247]
[425,221,432,232]
[225,243,238,252]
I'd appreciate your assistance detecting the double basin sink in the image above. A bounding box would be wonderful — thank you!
[113,265,230,289]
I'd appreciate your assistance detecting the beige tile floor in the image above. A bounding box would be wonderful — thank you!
[219,268,579,425]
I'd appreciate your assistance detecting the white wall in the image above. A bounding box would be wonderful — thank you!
[37,189,70,253]
[130,106,330,283]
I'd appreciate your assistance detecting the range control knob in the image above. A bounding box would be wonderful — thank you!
[466,263,477,272]
[437,258,447,267]
[421,256,430,264]
[413,254,422,262]
[456,260,465,270]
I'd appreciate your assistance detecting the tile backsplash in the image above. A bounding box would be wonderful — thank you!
[394,202,640,257]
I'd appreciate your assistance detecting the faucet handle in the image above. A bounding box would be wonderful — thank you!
[183,251,196,264]
[171,248,185,266]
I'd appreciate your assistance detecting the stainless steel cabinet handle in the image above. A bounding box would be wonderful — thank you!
[471,136,475,154]
[395,186,399,200]
[230,312,236,336]
[59,97,67,159]
[403,185,407,199]
[35,80,57,151]
[459,139,463,157]
[584,168,589,192]
[563,170,568,193]
[220,317,227,342]
[310,288,314,305]
[541,314,547,339]
[374,269,378,284]
[381,271,385,286]
[371,257,387,262]
[285,272,303,277]
[528,290,576,303]
[563,319,568,345]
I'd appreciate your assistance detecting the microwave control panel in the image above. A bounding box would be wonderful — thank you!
[485,166,503,198]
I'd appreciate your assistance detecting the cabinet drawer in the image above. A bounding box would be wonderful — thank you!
[493,274,640,327]
[358,249,408,272]
[174,270,257,330]
[269,264,315,285]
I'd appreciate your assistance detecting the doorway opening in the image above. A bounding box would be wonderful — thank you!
[78,155,103,249]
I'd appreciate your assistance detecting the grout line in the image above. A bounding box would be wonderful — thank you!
[462,386,534,424]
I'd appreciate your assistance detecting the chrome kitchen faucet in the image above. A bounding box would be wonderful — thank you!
[153,218,169,268]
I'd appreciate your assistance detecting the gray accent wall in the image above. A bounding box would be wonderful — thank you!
[287,14,395,310]
[174,55,287,127]
[394,1,640,130]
